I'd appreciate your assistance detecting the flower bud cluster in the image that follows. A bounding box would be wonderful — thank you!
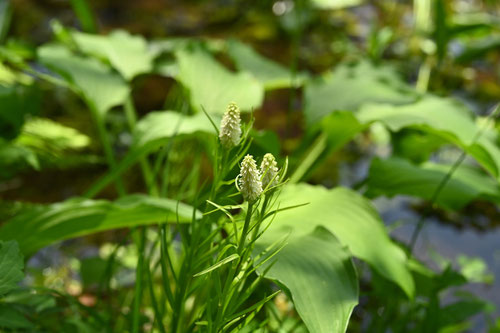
[239,153,280,202]
[260,153,278,190]
[239,154,263,203]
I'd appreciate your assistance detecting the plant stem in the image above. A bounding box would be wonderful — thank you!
[90,104,126,196]
[132,227,146,333]
[124,96,159,196]
[289,133,327,184]
[237,202,254,254]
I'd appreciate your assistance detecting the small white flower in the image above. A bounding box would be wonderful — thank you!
[260,153,279,190]
[219,102,241,149]
[239,154,262,203]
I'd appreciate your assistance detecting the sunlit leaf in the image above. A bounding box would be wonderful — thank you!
[133,110,217,148]
[304,61,416,124]
[175,45,264,114]
[17,117,91,151]
[38,44,129,116]
[0,195,199,256]
[226,40,302,89]
[72,30,154,80]
[260,183,414,298]
[256,227,358,333]
[310,0,364,10]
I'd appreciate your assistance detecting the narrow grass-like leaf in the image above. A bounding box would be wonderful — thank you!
[194,254,240,277]
[0,195,199,256]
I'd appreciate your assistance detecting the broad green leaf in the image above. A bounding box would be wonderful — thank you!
[226,40,302,89]
[0,240,24,296]
[38,44,129,116]
[310,0,364,10]
[175,45,264,114]
[256,227,358,333]
[261,183,414,297]
[358,97,500,181]
[304,61,416,124]
[0,304,33,329]
[134,111,217,148]
[0,195,199,256]
[320,111,368,151]
[17,117,91,151]
[366,158,500,210]
[72,30,154,80]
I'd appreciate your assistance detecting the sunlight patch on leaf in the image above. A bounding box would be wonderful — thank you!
[175,45,264,114]
[72,30,154,80]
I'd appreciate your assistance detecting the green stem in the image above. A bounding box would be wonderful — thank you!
[289,133,327,184]
[132,228,146,333]
[237,202,254,254]
[91,104,126,196]
[124,96,159,196]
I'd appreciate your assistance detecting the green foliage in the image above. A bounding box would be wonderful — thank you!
[0,241,24,296]
[310,0,364,10]
[38,44,129,117]
[226,40,303,89]
[0,84,40,140]
[0,195,198,256]
[366,157,500,210]
[304,61,416,124]
[256,227,358,333]
[358,97,500,181]
[175,45,264,114]
[2,2,500,331]
[259,183,415,297]
[72,30,154,81]
[133,111,217,148]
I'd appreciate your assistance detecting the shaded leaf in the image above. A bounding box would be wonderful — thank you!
[358,96,500,181]
[0,240,24,296]
[0,304,33,329]
[0,84,40,140]
[366,157,500,210]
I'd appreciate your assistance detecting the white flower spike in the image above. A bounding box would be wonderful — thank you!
[260,153,279,190]
[219,102,241,149]
[239,154,263,203]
